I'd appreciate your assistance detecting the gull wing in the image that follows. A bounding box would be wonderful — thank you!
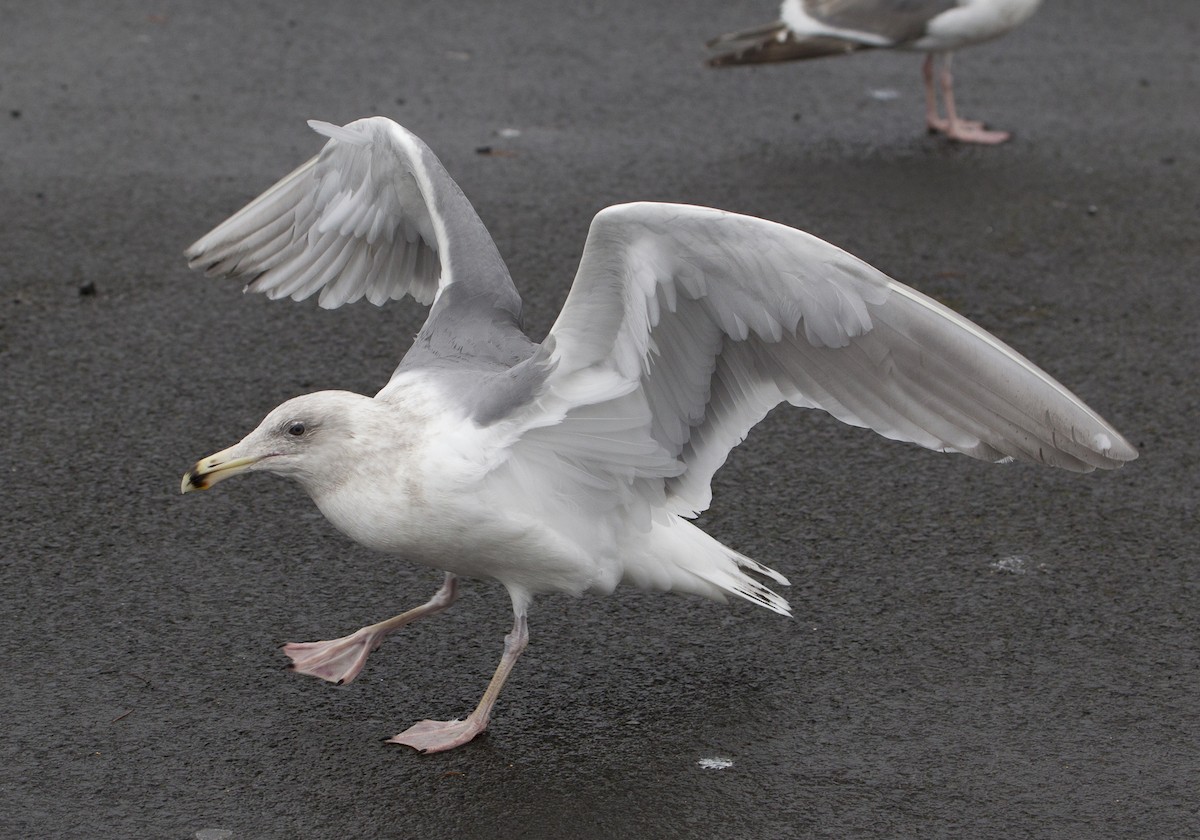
[531,202,1135,517]
[185,117,523,318]
[708,0,956,63]
[185,117,536,383]
[797,0,957,44]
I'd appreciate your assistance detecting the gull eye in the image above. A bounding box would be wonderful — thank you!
[286,421,306,437]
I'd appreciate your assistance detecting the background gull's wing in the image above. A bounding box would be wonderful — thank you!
[798,0,958,45]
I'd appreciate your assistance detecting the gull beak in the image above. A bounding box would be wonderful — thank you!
[181,446,264,493]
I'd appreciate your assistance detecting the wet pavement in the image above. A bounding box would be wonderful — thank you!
[2,1,1197,837]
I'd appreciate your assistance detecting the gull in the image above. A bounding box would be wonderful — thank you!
[707,0,1043,144]
[181,117,1134,753]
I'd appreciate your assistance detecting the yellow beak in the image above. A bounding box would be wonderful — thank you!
[181,448,264,493]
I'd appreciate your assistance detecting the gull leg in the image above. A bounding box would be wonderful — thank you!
[924,53,986,134]
[936,53,1010,145]
[283,573,459,685]
[388,593,530,753]
[923,53,948,134]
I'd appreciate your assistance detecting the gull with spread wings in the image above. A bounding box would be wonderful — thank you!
[182,117,1134,753]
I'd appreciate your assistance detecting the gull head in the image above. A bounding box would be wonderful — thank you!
[181,390,375,495]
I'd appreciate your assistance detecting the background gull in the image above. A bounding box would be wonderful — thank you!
[181,116,1134,754]
[708,0,1043,144]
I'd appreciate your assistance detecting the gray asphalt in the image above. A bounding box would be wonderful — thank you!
[2,2,1197,838]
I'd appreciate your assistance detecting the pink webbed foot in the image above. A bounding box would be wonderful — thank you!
[283,573,462,685]
[282,628,384,685]
[384,607,528,753]
[943,121,1011,145]
[387,717,488,753]
[927,116,986,134]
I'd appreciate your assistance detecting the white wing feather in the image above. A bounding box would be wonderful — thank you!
[185,118,446,310]
[516,202,1135,518]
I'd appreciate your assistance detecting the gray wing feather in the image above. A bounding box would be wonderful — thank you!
[543,203,1136,517]
[186,117,539,423]
[185,117,522,319]
[804,0,957,43]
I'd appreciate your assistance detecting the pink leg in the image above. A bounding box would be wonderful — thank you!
[924,53,987,133]
[922,53,947,133]
[388,597,530,754]
[934,53,1011,145]
[282,573,459,685]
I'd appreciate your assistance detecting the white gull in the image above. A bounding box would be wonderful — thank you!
[708,0,1043,144]
[181,116,1134,753]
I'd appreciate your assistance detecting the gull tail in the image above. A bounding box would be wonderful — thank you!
[625,518,792,617]
[707,22,866,67]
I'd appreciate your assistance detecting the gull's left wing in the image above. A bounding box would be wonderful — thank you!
[527,202,1136,518]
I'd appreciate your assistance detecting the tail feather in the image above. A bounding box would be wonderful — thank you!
[625,518,792,617]
[707,23,867,67]
[720,547,792,616]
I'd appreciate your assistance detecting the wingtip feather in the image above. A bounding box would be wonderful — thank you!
[307,119,372,147]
